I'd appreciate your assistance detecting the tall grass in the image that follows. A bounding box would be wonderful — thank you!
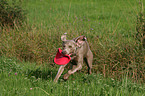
[0,0,26,28]
[0,0,145,83]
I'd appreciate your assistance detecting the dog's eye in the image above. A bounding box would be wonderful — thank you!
[69,46,72,48]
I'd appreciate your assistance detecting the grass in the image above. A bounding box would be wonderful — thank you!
[0,0,145,95]
[1,0,144,82]
[0,57,144,96]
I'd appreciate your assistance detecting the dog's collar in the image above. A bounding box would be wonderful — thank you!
[71,45,80,56]
[69,45,82,58]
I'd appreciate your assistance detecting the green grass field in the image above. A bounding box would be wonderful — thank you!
[0,57,144,96]
[0,0,145,95]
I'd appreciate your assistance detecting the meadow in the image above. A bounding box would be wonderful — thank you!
[0,56,144,96]
[0,0,145,95]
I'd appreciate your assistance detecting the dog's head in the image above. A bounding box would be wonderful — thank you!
[61,33,86,55]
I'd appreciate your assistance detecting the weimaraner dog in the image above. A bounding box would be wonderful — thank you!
[54,33,93,82]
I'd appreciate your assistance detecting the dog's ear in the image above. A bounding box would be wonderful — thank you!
[61,33,67,41]
[74,36,86,47]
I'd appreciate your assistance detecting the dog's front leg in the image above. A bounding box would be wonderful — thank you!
[63,59,83,80]
[68,63,82,74]
[54,65,67,82]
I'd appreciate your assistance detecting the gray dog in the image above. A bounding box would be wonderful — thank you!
[54,33,93,82]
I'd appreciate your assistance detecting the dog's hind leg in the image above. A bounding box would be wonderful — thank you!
[86,50,93,74]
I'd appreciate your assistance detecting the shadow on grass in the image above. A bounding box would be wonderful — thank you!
[25,67,57,80]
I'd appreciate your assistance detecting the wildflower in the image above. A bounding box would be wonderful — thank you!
[30,88,32,90]
[90,28,94,30]
[15,73,17,75]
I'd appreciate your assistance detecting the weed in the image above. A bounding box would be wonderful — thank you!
[136,0,145,48]
[0,0,26,28]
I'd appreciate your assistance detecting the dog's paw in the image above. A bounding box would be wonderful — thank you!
[63,73,69,80]
[68,70,72,74]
